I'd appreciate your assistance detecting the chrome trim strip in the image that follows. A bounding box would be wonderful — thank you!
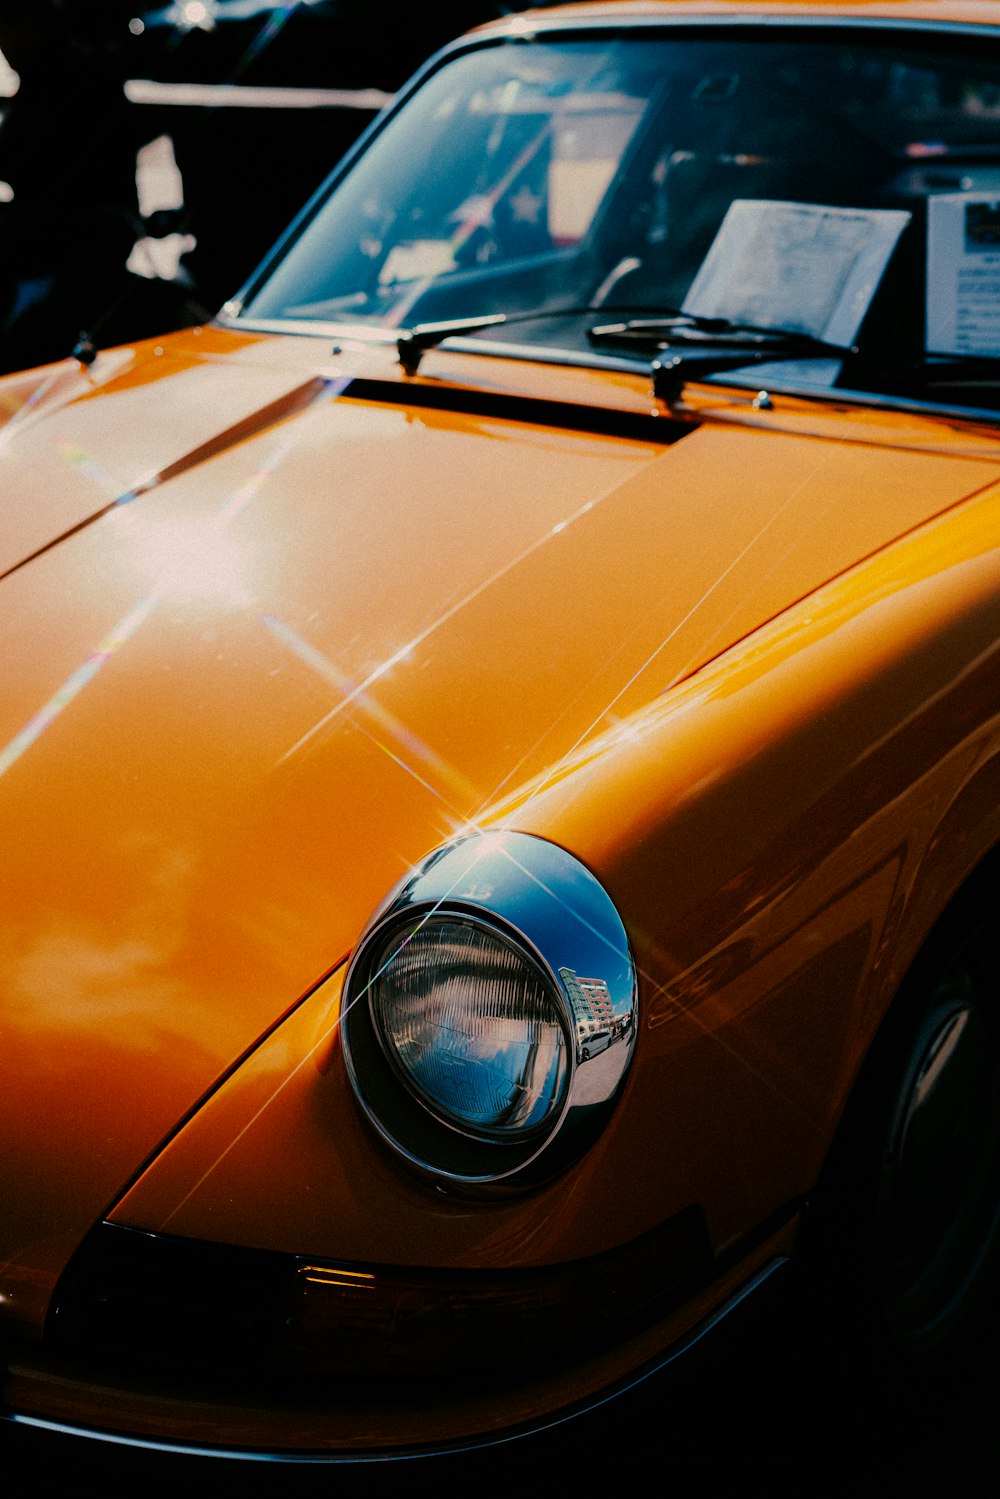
[216,314,400,344]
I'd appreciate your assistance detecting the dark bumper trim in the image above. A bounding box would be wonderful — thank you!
[2,1254,790,1465]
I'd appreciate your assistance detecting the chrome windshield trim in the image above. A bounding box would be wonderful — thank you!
[215,313,400,344]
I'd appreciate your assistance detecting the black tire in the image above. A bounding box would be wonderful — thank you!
[803,885,1000,1370]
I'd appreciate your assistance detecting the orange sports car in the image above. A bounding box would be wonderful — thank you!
[4,0,1000,1463]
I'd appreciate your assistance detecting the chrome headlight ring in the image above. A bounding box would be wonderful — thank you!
[340,831,638,1192]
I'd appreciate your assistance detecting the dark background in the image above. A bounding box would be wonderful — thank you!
[0,1,524,370]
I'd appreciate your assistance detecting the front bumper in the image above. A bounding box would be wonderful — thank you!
[0,1215,795,1463]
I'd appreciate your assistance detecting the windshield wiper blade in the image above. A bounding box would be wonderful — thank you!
[590,314,749,347]
[590,314,851,359]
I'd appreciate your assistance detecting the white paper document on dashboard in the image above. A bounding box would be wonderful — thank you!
[683,200,911,348]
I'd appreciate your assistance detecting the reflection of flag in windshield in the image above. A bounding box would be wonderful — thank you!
[388,120,552,325]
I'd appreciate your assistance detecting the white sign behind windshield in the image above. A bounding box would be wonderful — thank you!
[682,200,912,347]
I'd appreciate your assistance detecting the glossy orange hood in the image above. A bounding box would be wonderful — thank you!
[2,327,999,1332]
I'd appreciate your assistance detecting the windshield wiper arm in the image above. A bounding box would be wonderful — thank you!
[396,315,507,375]
[391,307,857,394]
[650,344,852,402]
[592,316,859,402]
[394,306,840,376]
[395,306,791,375]
[590,314,748,346]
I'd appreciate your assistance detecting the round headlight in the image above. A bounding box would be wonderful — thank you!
[367,914,569,1139]
[340,832,638,1190]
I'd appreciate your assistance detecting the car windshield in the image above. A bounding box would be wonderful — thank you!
[239,25,1000,408]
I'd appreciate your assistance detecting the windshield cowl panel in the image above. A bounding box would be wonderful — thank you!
[238,21,1000,417]
[412,341,1000,453]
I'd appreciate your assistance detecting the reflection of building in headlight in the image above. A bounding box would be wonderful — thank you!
[560,966,615,1041]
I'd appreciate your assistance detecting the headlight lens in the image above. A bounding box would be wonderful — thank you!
[367,915,569,1138]
[341,831,637,1190]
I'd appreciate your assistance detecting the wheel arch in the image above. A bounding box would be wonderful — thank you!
[801,794,1000,1362]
